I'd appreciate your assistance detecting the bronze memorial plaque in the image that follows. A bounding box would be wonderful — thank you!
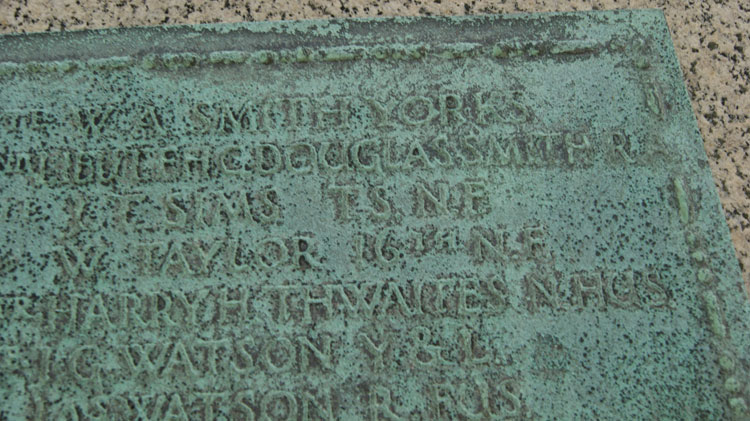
[0,10,749,420]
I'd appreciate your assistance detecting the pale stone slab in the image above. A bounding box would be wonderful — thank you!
[0,10,748,420]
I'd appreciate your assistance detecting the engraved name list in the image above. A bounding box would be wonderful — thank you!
[1,11,748,421]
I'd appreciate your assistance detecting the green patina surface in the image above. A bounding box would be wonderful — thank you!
[0,10,748,420]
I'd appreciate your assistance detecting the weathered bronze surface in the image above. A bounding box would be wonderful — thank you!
[0,10,748,419]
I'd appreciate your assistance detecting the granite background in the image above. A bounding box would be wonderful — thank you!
[0,0,748,295]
